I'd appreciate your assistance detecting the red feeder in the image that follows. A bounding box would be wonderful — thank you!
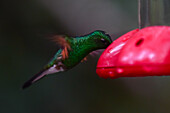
[96,26,170,78]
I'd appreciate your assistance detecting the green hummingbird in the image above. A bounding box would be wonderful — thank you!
[22,30,112,89]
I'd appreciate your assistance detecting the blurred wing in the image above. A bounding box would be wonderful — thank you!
[22,69,48,89]
[89,50,103,57]
[52,35,71,60]
[81,50,103,62]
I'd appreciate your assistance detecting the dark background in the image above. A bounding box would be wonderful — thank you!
[1,0,170,113]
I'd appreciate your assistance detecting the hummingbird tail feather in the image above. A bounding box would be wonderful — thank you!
[22,69,47,89]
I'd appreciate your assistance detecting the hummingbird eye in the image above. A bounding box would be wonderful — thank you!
[101,38,106,43]
[100,38,110,46]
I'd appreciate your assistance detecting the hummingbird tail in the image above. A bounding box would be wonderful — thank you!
[22,69,47,89]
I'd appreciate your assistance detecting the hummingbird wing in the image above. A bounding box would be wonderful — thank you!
[51,35,71,60]
[80,50,103,62]
[22,49,65,89]
[22,63,65,89]
[22,68,48,89]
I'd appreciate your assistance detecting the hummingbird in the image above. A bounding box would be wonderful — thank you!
[22,30,112,89]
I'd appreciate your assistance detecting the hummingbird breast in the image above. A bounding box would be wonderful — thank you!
[62,46,92,68]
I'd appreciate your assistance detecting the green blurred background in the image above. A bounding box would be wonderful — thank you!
[1,0,170,113]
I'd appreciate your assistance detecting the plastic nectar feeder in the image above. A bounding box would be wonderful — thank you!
[96,26,170,79]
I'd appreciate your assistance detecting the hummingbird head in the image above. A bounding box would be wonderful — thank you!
[88,30,112,49]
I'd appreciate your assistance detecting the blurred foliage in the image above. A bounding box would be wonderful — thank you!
[1,0,170,113]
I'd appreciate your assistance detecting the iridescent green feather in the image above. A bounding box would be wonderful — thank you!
[62,31,112,68]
